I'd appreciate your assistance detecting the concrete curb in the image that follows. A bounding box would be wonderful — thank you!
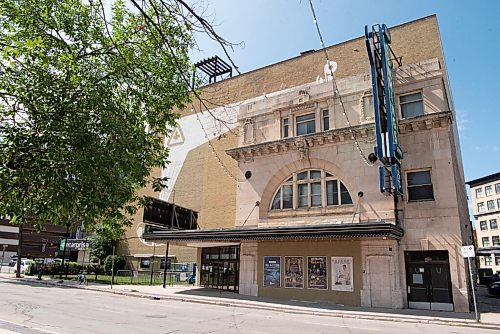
[5,276,499,330]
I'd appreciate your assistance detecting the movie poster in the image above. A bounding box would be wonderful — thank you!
[284,256,304,288]
[307,256,327,290]
[263,256,281,287]
[331,257,353,291]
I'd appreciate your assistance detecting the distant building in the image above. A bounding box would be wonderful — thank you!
[466,172,500,273]
[0,219,67,263]
[122,15,471,312]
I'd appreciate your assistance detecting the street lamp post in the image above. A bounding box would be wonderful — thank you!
[60,222,70,279]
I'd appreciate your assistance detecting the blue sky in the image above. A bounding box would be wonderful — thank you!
[192,0,500,184]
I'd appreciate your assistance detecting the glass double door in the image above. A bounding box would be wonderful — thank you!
[201,246,239,292]
[405,251,453,311]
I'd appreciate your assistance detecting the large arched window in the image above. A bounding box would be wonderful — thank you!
[271,169,353,210]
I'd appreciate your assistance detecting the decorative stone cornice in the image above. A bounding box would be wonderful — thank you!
[398,111,452,134]
[226,110,454,161]
[226,123,376,161]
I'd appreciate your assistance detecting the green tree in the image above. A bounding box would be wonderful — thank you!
[0,0,198,229]
[89,222,124,264]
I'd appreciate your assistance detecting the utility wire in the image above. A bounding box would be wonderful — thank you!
[307,0,373,167]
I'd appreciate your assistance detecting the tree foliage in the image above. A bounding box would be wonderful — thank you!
[89,222,124,263]
[0,0,197,229]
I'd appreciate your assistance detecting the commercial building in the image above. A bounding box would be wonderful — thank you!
[123,15,471,312]
[466,172,500,273]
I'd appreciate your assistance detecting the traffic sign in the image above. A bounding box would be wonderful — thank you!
[461,245,475,258]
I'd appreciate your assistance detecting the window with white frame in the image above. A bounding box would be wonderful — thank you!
[496,256,500,266]
[490,219,498,230]
[296,113,316,136]
[485,185,493,196]
[475,188,483,199]
[282,117,289,138]
[493,236,500,246]
[270,169,353,211]
[496,182,500,194]
[487,200,495,211]
[485,256,492,266]
[482,237,490,247]
[480,221,488,231]
[497,198,500,210]
[399,92,423,118]
[407,170,434,201]
[322,110,329,131]
[478,202,486,213]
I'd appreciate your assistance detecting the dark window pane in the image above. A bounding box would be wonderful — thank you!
[325,172,333,177]
[407,171,431,186]
[271,189,281,210]
[408,185,434,201]
[282,185,293,209]
[297,171,308,180]
[307,120,315,134]
[296,113,315,122]
[297,122,308,135]
[400,93,422,104]
[327,180,338,205]
[401,101,423,118]
[298,184,308,207]
[311,182,321,207]
[322,110,329,131]
[340,182,353,204]
[310,170,321,179]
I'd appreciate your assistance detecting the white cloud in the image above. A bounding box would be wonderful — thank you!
[456,109,469,132]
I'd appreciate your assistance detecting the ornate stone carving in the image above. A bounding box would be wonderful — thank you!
[242,118,255,144]
[294,138,309,160]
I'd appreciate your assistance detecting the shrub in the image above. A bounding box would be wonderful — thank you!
[104,255,126,275]
[25,262,36,276]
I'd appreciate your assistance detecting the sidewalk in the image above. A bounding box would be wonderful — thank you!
[1,272,499,330]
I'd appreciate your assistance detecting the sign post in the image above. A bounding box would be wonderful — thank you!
[461,245,478,321]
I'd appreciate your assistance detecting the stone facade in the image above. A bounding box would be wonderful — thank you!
[123,15,471,312]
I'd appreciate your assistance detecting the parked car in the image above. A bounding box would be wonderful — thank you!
[13,259,33,274]
[488,281,500,296]
[8,255,18,267]
[483,273,500,287]
[9,256,30,268]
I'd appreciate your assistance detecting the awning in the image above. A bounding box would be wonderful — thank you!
[476,247,500,255]
[142,222,403,243]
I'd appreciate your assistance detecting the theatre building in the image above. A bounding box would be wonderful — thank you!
[139,15,471,312]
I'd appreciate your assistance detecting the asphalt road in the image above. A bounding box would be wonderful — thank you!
[0,279,497,334]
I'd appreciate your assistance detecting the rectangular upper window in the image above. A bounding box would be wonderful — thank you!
[475,188,483,199]
[282,117,289,138]
[496,183,500,194]
[478,202,486,213]
[400,92,423,118]
[480,221,488,231]
[485,185,493,196]
[487,200,495,211]
[491,219,498,230]
[485,256,492,266]
[493,236,500,246]
[407,170,434,201]
[296,113,315,136]
[482,237,490,247]
[322,110,329,131]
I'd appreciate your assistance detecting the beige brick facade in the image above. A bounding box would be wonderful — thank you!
[122,15,471,312]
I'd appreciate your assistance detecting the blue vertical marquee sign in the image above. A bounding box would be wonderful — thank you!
[365,24,403,195]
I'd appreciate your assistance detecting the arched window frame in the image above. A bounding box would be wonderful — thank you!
[270,169,353,211]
